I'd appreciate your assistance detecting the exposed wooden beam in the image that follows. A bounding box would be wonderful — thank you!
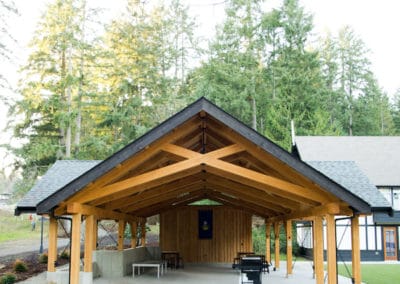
[67,116,203,203]
[162,143,244,160]
[120,183,204,213]
[206,182,286,214]
[205,174,300,210]
[268,202,341,222]
[66,203,138,223]
[74,160,203,204]
[104,177,204,210]
[205,159,331,205]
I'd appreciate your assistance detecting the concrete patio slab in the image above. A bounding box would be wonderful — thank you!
[93,261,356,284]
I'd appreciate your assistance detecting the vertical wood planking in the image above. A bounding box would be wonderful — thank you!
[160,206,252,263]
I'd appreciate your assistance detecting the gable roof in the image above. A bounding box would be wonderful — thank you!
[17,97,389,219]
[15,160,101,214]
[306,161,390,209]
[295,136,400,186]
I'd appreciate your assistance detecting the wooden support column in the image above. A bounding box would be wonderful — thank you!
[118,220,126,251]
[314,216,324,284]
[70,213,82,284]
[265,222,271,263]
[47,217,58,272]
[130,221,137,248]
[351,216,361,284]
[140,220,146,247]
[92,216,98,250]
[285,220,293,276]
[326,214,337,284]
[274,222,280,269]
[84,215,95,272]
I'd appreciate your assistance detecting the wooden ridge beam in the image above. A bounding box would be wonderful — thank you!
[66,203,138,222]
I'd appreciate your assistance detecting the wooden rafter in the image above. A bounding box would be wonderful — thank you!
[103,174,204,210]
[205,174,300,211]
[205,160,331,205]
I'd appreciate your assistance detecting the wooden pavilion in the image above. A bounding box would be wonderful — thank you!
[16,98,388,284]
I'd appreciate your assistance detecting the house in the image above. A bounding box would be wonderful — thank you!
[294,136,400,261]
[15,98,393,284]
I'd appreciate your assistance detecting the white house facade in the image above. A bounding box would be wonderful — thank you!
[294,136,399,261]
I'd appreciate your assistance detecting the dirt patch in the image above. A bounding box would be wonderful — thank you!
[0,253,68,282]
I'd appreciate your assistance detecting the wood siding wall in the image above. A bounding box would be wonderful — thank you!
[160,206,252,263]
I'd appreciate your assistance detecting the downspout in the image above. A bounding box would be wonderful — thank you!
[55,216,73,284]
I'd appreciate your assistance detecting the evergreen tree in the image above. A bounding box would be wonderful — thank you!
[9,0,97,175]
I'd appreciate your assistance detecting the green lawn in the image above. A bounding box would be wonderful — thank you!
[337,263,400,284]
[0,210,47,243]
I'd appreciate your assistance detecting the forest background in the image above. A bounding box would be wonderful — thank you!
[1,0,400,200]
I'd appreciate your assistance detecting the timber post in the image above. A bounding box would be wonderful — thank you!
[130,221,137,248]
[285,220,293,277]
[351,216,361,284]
[274,222,280,269]
[265,221,271,263]
[140,219,146,247]
[47,216,58,272]
[118,219,126,251]
[70,213,82,284]
[84,215,95,272]
[314,216,324,284]
[326,214,337,284]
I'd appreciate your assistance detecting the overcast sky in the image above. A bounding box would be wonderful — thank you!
[1,0,400,170]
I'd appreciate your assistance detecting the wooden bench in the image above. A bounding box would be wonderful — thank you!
[132,260,167,278]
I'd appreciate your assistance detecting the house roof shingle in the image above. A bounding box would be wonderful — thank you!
[295,136,400,186]
[16,160,101,212]
[306,161,390,209]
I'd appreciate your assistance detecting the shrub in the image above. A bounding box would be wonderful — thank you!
[60,250,69,259]
[39,253,48,263]
[13,259,28,273]
[0,273,17,284]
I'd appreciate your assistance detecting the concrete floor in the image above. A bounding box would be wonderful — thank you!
[93,261,357,284]
[19,261,360,284]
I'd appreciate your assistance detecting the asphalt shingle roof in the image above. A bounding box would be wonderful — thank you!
[295,136,400,186]
[307,161,390,208]
[17,160,101,208]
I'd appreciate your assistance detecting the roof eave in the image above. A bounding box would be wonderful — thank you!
[15,206,37,216]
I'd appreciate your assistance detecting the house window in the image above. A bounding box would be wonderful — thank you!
[379,187,400,210]
[393,188,400,210]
